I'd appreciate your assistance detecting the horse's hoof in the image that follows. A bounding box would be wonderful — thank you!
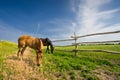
[37,64,40,66]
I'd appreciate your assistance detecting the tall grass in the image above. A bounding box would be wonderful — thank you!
[42,49,120,80]
[55,44,120,51]
[0,41,17,61]
[42,44,120,79]
[0,41,120,80]
[0,41,17,79]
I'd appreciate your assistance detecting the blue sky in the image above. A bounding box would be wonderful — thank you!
[0,0,120,45]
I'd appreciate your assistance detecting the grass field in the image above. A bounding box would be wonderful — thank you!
[0,41,120,80]
[0,41,17,80]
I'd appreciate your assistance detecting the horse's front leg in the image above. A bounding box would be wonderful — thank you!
[36,50,43,66]
[45,46,49,53]
[45,47,48,53]
[47,46,51,53]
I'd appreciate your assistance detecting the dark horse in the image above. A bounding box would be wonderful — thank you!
[40,38,54,54]
[17,35,44,66]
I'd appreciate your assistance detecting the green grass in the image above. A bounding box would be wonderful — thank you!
[42,44,120,80]
[0,41,17,61]
[42,50,120,80]
[0,41,17,79]
[0,41,120,80]
[55,44,120,51]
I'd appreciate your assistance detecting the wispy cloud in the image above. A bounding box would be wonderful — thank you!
[70,0,77,13]
[0,23,22,42]
[48,18,75,36]
[1,0,120,46]
[58,0,120,45]
[74,0,120,35]
[48,0,120,45]
[0,21,35,42]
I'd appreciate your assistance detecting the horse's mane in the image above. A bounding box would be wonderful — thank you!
[45,38,52,45]
[46,38,54,53]
[40,38,54,53]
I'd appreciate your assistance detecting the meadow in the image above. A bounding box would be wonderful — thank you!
[0,41,120,80]
[0,41,17,80]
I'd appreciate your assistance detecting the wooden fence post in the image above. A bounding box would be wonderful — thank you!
[73,32,78,56]
[71,32,78,56]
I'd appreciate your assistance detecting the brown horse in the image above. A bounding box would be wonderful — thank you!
[40,38,54,54]
[17,35,43,66]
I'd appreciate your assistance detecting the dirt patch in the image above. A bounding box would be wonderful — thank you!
[93,69,118,80]
[2,48,47,80]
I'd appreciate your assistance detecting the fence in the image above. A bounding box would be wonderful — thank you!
[52,30,120,56]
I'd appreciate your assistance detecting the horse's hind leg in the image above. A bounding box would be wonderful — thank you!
[20,46,27,61]
[17,47,23,59]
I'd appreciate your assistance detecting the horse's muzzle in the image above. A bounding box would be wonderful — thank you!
[37,64,40,66]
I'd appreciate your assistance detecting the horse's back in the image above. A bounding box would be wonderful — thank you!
[18,35,34,48]
[18,35,43,50]
[40,38,52,46]
[18,35,33,40]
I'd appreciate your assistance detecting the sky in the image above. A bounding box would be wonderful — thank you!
[0,0,120,45]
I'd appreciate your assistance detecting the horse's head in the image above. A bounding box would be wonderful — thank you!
[45,38,49,45]
[45,38,54,54]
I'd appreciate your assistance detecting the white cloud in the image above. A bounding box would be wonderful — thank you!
[1,0,120,46]
[0,21,35,42]
[70,0,76,12]
[0,25,22,42]
[50,0,120,45]
[48,18,75,35]
[74,0,120,35]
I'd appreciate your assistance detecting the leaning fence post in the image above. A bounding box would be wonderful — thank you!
[71,32,78,56]
[74,32,78,56]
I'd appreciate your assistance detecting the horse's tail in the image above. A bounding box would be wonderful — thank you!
[18,38,21,48]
